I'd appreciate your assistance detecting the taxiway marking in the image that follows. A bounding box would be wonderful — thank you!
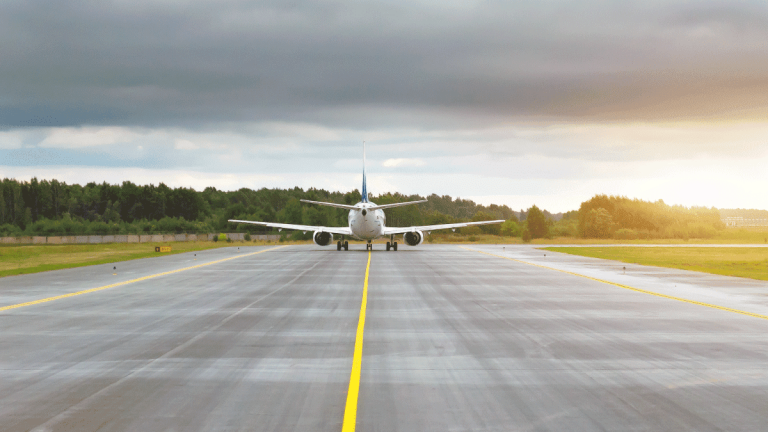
[0,246,287,313]
[342,249,371,432]
[462,246,768,321]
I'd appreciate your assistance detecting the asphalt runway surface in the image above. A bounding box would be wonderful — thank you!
[1,244,768,431]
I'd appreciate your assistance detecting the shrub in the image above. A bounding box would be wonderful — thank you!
[688,223,716,239]
[473,211,500,235]
[551,219,578,237]
[613,228,638,240]
[244,233,251,241]
[500,220,521,237]
[212,235,218,242]
[467,235,478,242]
[580,207,615,238]
[522,228,531,243]
[461,226,482,235]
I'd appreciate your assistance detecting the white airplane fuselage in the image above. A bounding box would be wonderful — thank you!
[348,201,386,240]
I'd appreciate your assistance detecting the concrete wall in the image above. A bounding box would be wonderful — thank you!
[252,235,281,241]
[0,233,256,245]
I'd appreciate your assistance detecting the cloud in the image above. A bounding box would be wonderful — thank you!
[174,139,199,150]
[39,127,138,148]
[382,158,425,168]
[1,1,768,128]
[0,130,24,149]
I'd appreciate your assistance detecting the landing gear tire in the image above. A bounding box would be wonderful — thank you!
[337,241,341,251]
[393,242,398,251]
[386,242,391,251]
[344,241,349,251]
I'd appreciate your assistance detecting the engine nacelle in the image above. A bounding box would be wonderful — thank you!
[403,230,424,246]
[313,231,333,246]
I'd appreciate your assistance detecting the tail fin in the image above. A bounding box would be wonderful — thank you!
[361,141,369,202]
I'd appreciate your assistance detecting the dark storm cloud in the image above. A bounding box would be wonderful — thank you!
[2,0,768,128]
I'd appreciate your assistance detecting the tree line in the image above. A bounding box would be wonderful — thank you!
[0,178,518,238]
[0,178,727,240]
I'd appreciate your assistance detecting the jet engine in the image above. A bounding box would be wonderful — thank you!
[313,231,333,246]
[403,231,424,246]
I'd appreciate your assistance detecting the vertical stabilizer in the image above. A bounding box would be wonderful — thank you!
[361,141,369,202]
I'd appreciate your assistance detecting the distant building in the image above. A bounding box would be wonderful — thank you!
[722,217,768,227]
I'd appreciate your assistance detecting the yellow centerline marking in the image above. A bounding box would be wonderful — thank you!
[461,246,768,321]
[0,246,287,313]
[342,250,371,432]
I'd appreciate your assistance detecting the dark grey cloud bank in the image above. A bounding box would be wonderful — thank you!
[2,0,768,129]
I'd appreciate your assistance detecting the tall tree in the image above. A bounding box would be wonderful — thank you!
[526,205,549,239]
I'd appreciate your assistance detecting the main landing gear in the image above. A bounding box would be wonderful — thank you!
[336,240,349,251]
[386,234,398,251]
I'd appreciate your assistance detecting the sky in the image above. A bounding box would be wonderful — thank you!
[1,0,767,213]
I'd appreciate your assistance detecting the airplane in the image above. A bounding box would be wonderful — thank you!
[229,143,505,251]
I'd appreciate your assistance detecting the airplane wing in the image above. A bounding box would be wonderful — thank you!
[383,219,505,235]
[228,219,353,236]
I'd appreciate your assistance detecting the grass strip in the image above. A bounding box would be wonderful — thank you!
[544,247,768,281]
[0,241,278,278]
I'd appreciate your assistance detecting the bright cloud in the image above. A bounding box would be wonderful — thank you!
[382,158,426,168]
[39,127,139,148]
[174,139,199,150]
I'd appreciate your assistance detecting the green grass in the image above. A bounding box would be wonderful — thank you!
[0,241,281,278]
[426,227,768,245]
[544,247,768,281]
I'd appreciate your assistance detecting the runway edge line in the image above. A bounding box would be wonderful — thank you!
[0,245,288,313]
[342,250,371,432]
[461,246,768,322]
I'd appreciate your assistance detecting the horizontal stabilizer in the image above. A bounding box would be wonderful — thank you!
[299,199,360,211]
[366,200,428,211]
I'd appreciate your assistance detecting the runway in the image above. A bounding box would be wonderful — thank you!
[1,244,768,431]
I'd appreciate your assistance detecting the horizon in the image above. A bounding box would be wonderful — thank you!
[4,175,764,215]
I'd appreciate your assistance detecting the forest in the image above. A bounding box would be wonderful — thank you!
[0,178,729,240]
[0,178,516,239]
